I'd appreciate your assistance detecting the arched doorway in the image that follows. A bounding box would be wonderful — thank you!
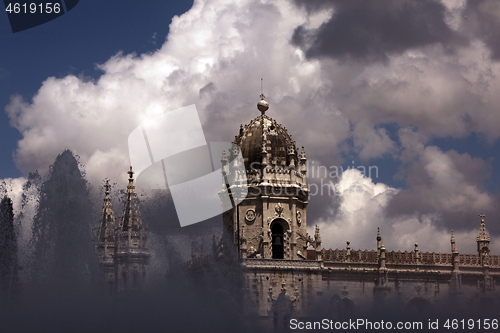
[329,294,356,319]
[271,222,284,259]
[405,297,432,316]
[272,292,293,330]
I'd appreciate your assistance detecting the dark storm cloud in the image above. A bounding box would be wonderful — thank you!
[462,0,500,60]
[292,0,462,62]
[291,0,333,14]
[386,142,500,234]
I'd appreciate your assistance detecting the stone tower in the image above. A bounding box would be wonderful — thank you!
[221,94,319,260]
[96,167,149,293]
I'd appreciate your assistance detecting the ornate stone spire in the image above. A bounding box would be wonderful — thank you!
[451,230,458,254]
[345,241,351,262]
[376,227,382,257]
[115,166,149,291]
[477,213,490,242]
[220,150,228,177]
[414,243,420,265]
[314,225,321,248]
[450,230,460,280]
[96,179,117,290]
[96,179,116,261]
[120,166,143,232]
[373,227,389,300]
[97,180,115,237]
[476,213,490,267]
[299,147,307,175]
[379,238,386,269]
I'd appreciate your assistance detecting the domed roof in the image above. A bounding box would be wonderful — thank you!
[234,114,297,170]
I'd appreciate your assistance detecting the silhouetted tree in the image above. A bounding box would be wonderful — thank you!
[31,150,96,286]
[0,195,20,300]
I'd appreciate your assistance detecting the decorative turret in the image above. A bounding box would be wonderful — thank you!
[414,243,420,266]
[451,230,460,270]
[476,213,494,293]
[374,228,390,301]
[345,241,351,263]
[379,239,386,270]
[314,225,322,260]
[477,213,490,267]
[451,230,458,254]
[96,179,116,282]
[449,230,461,293]
[222,93,311,261]
[231,94,307,189]
[299,147,307,175]
[115,166,149,291]
[96,169,150,293]
[376,227,382,258]
[118,167,143,232]
[376,228,387,275]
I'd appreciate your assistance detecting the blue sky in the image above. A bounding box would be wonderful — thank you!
[1,0,500,253]
[0,0,193,178]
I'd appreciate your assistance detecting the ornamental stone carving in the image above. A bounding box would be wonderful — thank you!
[245,208,256,223]
[275,202,284,217]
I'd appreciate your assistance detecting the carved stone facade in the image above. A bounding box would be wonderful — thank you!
[221,96,500,324]
[96,167,149,294]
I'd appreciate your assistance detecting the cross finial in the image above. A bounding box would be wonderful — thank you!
[257,80,269,114]
[260,78,264,99]
[479,213,486,222]
[128,166,134,180]
[259,78,267,101]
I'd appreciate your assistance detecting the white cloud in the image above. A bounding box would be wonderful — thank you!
[0,177,26,215]
[0,176,35,260]
[8,0,500,184]
[3,0,500,252]
[6,0,346,187]
[314,169,398,250]
[315,168,497,254]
